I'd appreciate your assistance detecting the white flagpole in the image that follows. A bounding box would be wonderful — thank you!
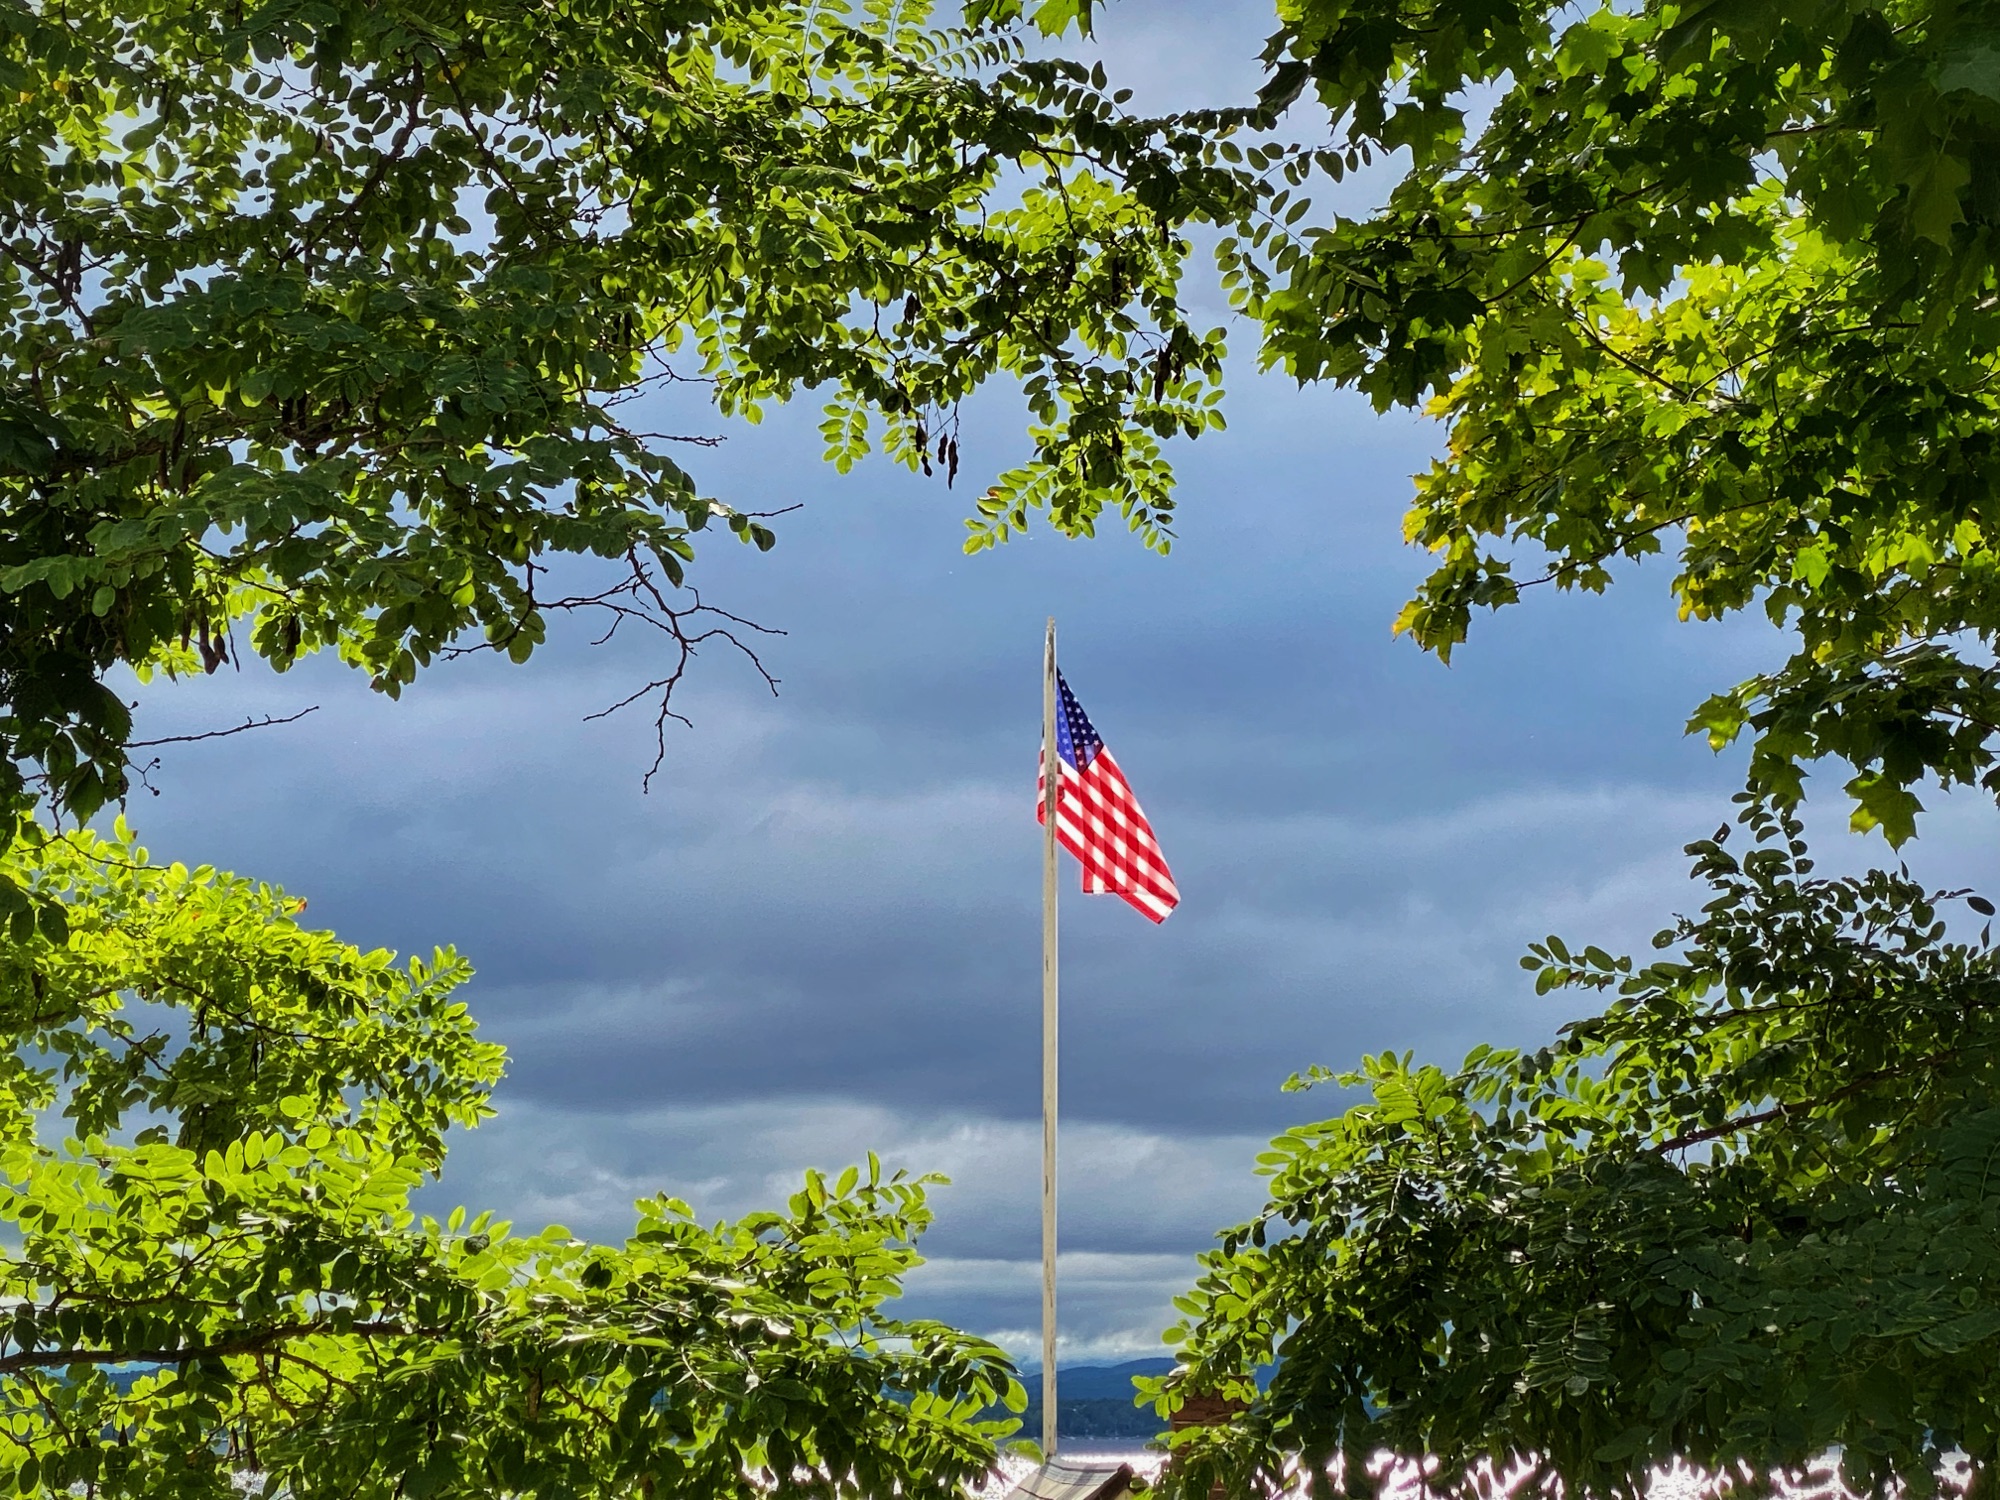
[1040,617,1060,1456]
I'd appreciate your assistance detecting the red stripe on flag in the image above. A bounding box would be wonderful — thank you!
[1038,750,1179,923]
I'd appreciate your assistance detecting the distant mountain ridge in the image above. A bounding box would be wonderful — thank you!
[1018,1359,1176,1398]
[1016,1358,1276,1392]
[989,1360,1178,1443]
[988,1359,1279,1441]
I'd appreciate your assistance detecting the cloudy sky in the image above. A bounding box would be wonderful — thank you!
[111,0,2000,1365]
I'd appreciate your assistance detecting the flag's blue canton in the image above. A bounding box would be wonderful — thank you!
[1054,673,1102,772]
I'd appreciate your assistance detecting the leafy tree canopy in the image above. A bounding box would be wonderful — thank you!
[0,0,1247,830]
[1154,804,2000,1500]
[958,0,2000,1490]
[0,818,1022,1498]
[1195,0,2000,843]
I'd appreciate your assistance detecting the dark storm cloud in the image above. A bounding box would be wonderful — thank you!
[117,371,1770,1138]
[94,1,1933,1351]
[104,362,1802,1350]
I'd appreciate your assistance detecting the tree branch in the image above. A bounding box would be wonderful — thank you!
[0,1319,429,1375]
[127,707,320,749]
[1651,1048,1957,1154]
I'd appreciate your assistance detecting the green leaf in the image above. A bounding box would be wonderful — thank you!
[1936,42,2000,100]
[1906,152,1972,244]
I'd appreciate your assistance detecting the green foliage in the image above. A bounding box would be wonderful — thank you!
[0,0,1252,824]
[1154,0,2000,1483]
[0,819,1021,1497]
[1225,0,2000,840]
[1154,801,2000,1499]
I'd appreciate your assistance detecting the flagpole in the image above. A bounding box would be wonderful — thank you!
[1040,617,1060,1457]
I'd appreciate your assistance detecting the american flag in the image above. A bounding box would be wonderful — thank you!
[1037,672,1180,923]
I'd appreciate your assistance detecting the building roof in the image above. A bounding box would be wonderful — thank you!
[1001,1458,1138,1500]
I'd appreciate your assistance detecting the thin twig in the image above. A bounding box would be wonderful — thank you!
[439,546,788,790]
[127,707,320,749]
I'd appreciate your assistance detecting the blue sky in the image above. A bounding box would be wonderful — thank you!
[107,0,2000,1363]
